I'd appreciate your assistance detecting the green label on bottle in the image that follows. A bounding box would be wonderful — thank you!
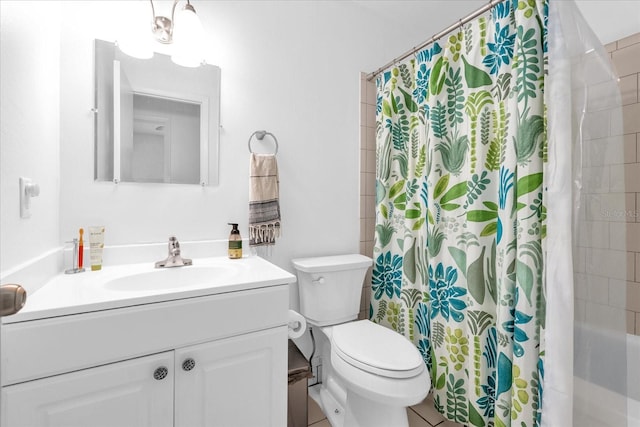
[229,240,242,250]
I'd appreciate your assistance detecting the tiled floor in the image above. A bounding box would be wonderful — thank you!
[307,392,466,427]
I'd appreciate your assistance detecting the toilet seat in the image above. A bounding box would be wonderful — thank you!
[331,320,424,379]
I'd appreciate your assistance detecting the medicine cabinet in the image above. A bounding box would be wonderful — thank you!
[93,39,221,186]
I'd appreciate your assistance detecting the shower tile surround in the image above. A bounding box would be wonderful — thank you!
[358,73,376,321]
[360,34,640,335]
[601,32,640,335]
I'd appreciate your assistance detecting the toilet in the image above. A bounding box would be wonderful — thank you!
[292,254,430,427]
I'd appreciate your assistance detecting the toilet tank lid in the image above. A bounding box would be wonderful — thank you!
[291,254,372,273]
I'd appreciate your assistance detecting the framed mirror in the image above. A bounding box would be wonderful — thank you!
[94,39,221,185]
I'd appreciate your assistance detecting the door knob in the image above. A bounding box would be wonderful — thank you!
[0,284,27,317]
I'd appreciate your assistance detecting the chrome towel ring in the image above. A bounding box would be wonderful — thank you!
[248,130,279,155]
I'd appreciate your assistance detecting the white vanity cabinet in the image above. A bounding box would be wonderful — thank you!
[175,327,287,426]
[2,352,175,427]
[1,279,290,427]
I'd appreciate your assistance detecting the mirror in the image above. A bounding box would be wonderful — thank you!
[94,39,221,185]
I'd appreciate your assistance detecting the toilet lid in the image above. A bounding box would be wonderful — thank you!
[331,320,424,379]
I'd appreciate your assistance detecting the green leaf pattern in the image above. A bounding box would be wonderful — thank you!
[371,1,548,426]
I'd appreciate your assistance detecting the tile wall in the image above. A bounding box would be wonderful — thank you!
[359,73,377,320]
[605,32,640,335]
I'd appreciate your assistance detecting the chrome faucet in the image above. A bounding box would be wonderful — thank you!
[155,236,192,268]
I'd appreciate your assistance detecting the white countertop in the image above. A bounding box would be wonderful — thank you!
[4,255,295,324]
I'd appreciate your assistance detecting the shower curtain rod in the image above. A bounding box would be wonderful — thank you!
[367,0,507,81]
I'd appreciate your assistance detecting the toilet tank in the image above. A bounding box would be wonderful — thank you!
[291,254,372,326]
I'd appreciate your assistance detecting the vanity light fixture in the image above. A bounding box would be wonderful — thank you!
[117,0,205,67]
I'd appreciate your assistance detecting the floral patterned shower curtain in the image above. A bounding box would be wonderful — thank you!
[371,1,548,426]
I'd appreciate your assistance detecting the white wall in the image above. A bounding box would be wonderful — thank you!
[0,2,61,271]
[58,0,497,272]
[2,0,638,275]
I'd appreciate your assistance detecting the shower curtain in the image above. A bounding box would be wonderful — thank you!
[547,2,630,426]
[371,0,628,426]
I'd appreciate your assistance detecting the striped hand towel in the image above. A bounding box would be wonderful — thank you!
[249,153,281,246]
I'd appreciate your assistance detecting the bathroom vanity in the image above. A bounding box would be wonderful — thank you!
[0,256,295,427]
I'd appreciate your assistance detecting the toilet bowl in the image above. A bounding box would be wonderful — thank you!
[292,254,430,427]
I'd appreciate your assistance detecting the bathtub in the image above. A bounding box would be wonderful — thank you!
[574,324,640,426]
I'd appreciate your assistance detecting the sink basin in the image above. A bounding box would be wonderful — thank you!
[4,255,296,324]
[102,266,237,292]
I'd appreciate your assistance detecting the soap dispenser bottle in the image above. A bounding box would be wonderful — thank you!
[228,223,242,259]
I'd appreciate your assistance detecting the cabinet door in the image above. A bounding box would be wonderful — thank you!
[175,326,288,427]
[1,352,173,427]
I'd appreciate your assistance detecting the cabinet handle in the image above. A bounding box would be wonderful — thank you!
[153,366,169,380]
[182,358,196,371]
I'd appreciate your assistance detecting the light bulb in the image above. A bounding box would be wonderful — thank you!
[171,6,205,67]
